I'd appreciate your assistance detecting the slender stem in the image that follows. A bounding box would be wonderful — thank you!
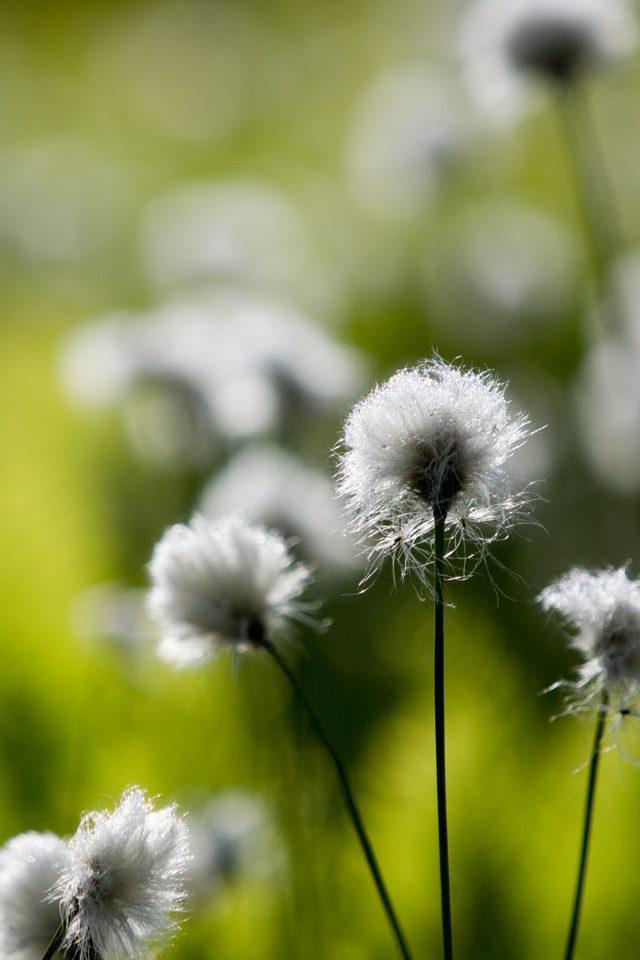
[262,637,414,960]
[41,924,64,960]
[434,510,453,960]
[556,82,623,336]
[563,697,608,960]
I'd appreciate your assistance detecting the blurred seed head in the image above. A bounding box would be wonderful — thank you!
[345,61,468,222]
[147,515,318,669]
[60,292,368,464]
[459,0,636,124]
[422,199,578,350]
[0,831,69,960]
[539,566,640,758]
[186,791,283,899]
[577,250,640,492]
[199,445,362,574]
[140,180,342,316]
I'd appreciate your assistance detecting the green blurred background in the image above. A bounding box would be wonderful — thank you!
[2,0,640,958]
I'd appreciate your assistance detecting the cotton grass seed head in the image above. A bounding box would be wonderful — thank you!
[54,787,189,960]
[538,566,640,760]
[539,566,640,695]
[336,357,532,590]
[459,0,636,123]
[0,831,69,960]
[147,514,316,669]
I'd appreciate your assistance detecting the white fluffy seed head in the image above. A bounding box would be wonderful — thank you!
[539,566,640,694]
[459,0,636,123]
[0,831,68,960]
[54,787,189,960]
[336,357,531,590]
[147,514,316,668]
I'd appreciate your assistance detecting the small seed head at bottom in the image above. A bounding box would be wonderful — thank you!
[53,787,190,960]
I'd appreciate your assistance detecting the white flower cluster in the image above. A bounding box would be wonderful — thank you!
[60,292,367,464]
[539,566,640,697]
[0,788,189,960]
[147,514,316,668]
[336,358,530,587]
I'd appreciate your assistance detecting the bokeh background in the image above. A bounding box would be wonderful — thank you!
[2,0,640,958]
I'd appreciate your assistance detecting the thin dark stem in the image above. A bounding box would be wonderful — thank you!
[563,697,608,960]
[41,924,64,960]
[262,637,414,960]
[434,510,453,960]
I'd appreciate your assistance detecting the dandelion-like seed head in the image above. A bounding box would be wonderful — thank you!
[505,8,602,80]
[147,514,315,668]
[336,357,531,590]
[459,0,636,123]
[54,787,189,960]
[538,566,640,759]
[0,831,69,960]
[539,566,640,692]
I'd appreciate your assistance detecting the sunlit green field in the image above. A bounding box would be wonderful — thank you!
[2,1,640,959]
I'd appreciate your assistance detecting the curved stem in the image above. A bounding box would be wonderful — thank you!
[434,510,453,960]
[262,638,414,960]
[563,698,608,960]
[41,924,64,960]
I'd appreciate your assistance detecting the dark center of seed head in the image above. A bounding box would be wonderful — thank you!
[247,619,267,647]
[506,16,597,82]
[408,432,469,516]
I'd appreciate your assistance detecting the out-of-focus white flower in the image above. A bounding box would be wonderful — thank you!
[140,180,343,316]
[577,251,640,492]
[54,787,189,960]
[345,62,467,222]
[336,357,532,589]
[60,292,368,459]
[422,199,578,346]
[0,831,68,960]
[199,446,361,573]
[186,791,284,898]
[459,0,636,123]
[539,567,640,757]
[147,515,316,668]
[577,335,640,492]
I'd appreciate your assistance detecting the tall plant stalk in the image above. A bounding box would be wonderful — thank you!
[434,509,453,960]
[563,699,607,960]
[262,637,414,960]
[556,82,624,336]
[41,923,64,960]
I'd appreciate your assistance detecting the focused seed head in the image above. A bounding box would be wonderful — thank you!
[53,787,190,960]
[336,356,533,590]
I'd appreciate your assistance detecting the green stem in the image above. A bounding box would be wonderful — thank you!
[556,82,623,336]
[434,510,453,960]
[262,637,414,960]
[41,924,64,960]
[563,697,608,960]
